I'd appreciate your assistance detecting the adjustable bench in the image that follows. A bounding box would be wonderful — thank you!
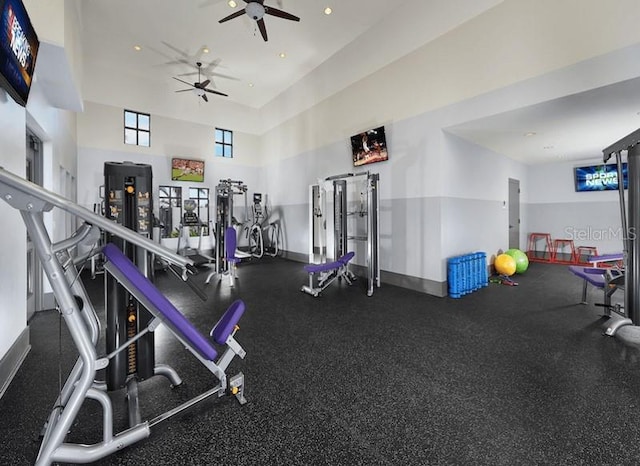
[568,263,628,335]
[301,251,356,297]
[568,266,608,304]
[103,243,247,399]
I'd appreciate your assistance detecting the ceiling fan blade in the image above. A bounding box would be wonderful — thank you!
[200,79,211,88]
[264,6,299,21]
[175,89,193,93]
[219,9,246,23]
[257,18,268,41]
[204,88,229,97]
[173,76,194,87]
[202,94,209,102]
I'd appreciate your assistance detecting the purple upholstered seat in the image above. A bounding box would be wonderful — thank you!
[590,253,623,263]
[226,227,241,265]
[304,252,354,274]
[568,265,606,288]
[103,243,218,361]
[210,300,245,345]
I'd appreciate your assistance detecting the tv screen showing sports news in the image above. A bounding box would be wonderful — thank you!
[0,0,39,107]
[351,126,388,167]
[574,163,627,192]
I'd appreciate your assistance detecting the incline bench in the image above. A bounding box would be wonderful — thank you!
[103,243,247,399]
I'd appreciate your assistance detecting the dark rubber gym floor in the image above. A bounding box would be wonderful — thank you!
[2,257,640,465]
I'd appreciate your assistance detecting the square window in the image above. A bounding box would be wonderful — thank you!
[124,111,137,127]
[124,128,137,145]
[138,132,150,147]
[138,114,150,131]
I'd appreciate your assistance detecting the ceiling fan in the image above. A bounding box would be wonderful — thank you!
[218,0,300,42]
[173,62,228,102]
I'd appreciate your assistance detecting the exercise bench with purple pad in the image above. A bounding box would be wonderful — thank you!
[103,243,247,403]
[301,251,356,297]
[568,263,627,334]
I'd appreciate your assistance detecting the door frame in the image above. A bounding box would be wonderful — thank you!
[26,130,43,321]
[508,178,520,250]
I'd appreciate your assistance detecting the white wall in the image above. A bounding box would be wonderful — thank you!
[0,1,81,362]
[77,101,261,229]
[0,93,28,357]
[527,160,624,254]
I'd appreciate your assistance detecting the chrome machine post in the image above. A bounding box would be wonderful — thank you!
[367,173,380,296]
[603,128,640,326]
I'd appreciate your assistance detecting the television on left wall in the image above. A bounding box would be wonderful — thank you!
[0,0,39,107]
[171,158,205,182]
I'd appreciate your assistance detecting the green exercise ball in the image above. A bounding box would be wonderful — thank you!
[505,248,529,274]
[494,253,517,276]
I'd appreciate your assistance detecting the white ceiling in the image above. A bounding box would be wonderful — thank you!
[74,0,640,165]
[78,0,503,110]
[80,0,408,109]
[447,76,640,166]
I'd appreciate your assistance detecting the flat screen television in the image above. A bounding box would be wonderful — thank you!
[351,126,388,167]
[171,158,205,183]
[574,163,627,192]
[0,0,39,107]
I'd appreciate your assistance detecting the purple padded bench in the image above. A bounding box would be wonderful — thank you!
[301,252,355,297]
[568,265,622,307]
[304,251,355,274]
[103,243,244,361]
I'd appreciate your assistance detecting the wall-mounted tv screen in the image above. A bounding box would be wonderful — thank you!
[351,126,388,167]
[0,0,39,107]
[574,163,627,192]
[171,158,205,182]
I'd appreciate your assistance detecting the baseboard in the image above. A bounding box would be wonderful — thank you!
[0,327,31,399]
[281,250,448,297]
[350,263,448,297]
[280,250,307,263]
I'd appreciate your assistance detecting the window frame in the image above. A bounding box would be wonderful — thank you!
[124,109,151,147]
[158,185,182,238]
[215,127,233,158]
[189,187,210,235]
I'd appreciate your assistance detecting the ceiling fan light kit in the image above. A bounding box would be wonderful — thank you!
[173,61,228,102]
[218,0,300,42]
[245,2,265,20]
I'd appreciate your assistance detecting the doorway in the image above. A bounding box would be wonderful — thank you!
[26,131,43,321]
[508,178,520,250]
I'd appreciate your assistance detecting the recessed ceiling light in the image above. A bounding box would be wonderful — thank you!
[248,83,254,87]
[133,45,142,51]
[203,47,209,54]
[524,132,536,137]
[228,0,237,7]
[279,52,286,58]
[324,7,333,15]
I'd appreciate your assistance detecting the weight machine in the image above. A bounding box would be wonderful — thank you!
[601,128,640,335]
[103,162,165,423]
[307,172,380,296]
[212,179,248,275]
